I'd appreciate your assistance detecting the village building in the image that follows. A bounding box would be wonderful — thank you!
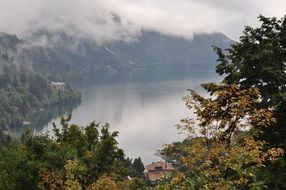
[51,82,66,91]
[145,161,174,184]
[22,121,31,126]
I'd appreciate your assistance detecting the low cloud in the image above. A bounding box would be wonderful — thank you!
[0,0,285,43]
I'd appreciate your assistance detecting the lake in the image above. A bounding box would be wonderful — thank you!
[39,73,219,165]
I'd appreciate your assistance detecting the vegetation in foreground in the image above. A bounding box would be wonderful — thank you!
[0,115,146,190]
[155,15,286,189]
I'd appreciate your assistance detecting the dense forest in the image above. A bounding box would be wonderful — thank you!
[1,15,286,189]
[0,34,80,132]
[0,116,146,190]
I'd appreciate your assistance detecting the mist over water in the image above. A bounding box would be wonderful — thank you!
[41,75,219,164]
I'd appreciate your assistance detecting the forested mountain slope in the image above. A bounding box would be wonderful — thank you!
[29,31,233,84]
[0,31,232,129]
[0,33,80,130]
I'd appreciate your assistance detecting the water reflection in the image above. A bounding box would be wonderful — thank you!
[42,75,218,164]
[12,99,81,135]
[32,100,81,131]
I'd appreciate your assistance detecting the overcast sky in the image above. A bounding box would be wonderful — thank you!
[0,0,285,42]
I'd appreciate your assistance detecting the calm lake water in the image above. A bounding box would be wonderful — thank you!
[40,73,219,164]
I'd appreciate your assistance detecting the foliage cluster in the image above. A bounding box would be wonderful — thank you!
[156,15,286,189]
[0,116,146,190]
[0,52,80,132]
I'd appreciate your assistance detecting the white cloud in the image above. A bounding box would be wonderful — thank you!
[0,0,285,42]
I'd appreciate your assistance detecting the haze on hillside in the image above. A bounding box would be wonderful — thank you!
[0,0,286,43]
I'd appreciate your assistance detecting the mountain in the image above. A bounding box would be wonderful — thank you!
[110,31,232,70]
[0,30,233,130]
[106,31,233,80]
[0,33,80,130]
[0,31,234,85]
[28,31,234,84]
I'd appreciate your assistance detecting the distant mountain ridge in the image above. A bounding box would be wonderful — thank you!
[107,32,233,77]
[41,31,233,84]
[0,31,234,85]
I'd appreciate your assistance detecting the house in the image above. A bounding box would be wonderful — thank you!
[145,161,174,183]
[51,82,66,91]
[22,121,31,126]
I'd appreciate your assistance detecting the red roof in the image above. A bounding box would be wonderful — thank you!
[146,161,174,171]
[145,161,174,182]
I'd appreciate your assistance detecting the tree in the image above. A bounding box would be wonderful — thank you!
[0,142,39,190]
[132,157,145,178]
[214,15,286,188]
[215,15,286,145]
[156,83,283,189]
[0,115,148,189]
